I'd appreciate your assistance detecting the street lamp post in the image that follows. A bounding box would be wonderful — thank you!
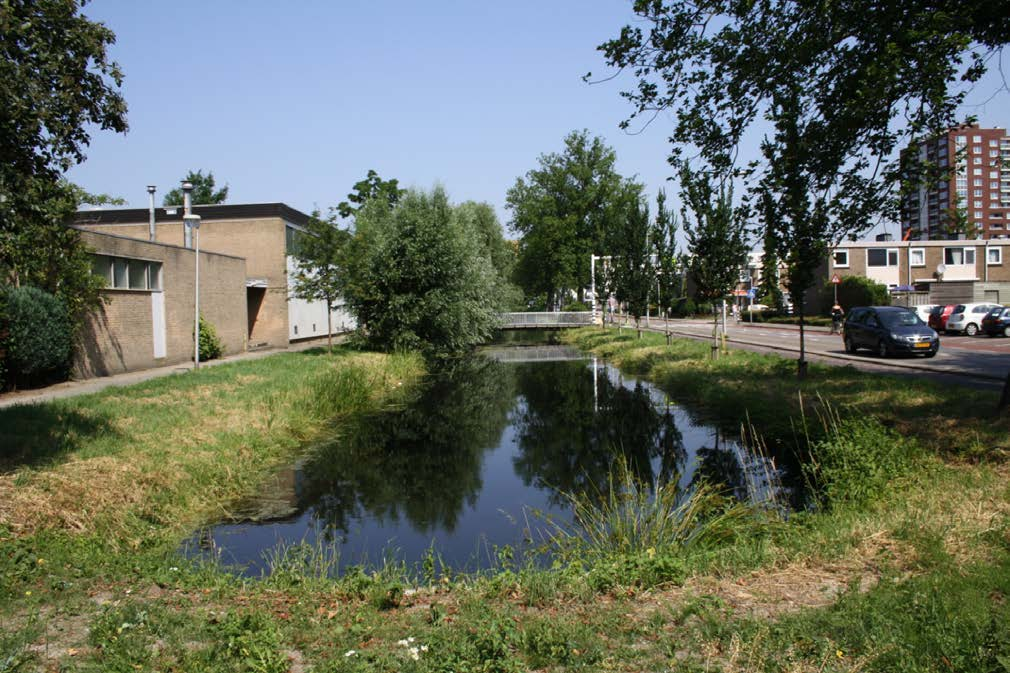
[184,214,202,369]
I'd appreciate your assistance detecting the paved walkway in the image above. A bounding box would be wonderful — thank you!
[0,335,346,409]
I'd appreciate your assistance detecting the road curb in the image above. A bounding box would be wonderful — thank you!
[632,324,1007,384]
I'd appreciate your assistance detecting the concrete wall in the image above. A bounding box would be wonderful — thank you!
[284,256,356,340]
[75,229,247,377]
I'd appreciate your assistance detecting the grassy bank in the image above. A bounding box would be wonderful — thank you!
[2,334,1009,672]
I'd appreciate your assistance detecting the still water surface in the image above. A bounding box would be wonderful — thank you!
[189,346,788,575]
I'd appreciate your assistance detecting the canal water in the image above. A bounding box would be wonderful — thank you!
[187,345,790,575]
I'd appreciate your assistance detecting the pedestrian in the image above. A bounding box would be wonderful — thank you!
[830,303,845,334]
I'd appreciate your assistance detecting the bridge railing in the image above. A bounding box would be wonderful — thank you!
[499,311,594,328]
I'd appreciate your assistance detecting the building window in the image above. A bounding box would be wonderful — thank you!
[91,254,162,290]
[833,249,849,267]
[992,182,1000,189]
[867,248,898,267]
[974,168,983,175]
[285,225,305,255]
[975,211,984,219]
[910,248,925,266]
[974,189,983,197]
[991,139,1000,147]
[992,149,1000,157]
[989,247,1003,265]
[974,178,983,186]
[944,247,976,265]
[991,170,1000,178]
[974,157,982,164]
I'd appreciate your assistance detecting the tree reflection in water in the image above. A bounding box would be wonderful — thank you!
[297,356,518,539]
[220,354,782,570]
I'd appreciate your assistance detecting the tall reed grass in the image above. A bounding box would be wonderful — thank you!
[545,460,758,560]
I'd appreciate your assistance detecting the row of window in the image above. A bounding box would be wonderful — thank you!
[92,254,163,291]
[832,246,1003,269]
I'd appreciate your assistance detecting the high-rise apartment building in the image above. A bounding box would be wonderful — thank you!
[901,122,1010,240]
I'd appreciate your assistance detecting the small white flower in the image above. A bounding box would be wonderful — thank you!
[408,637,415,643]
[344,650,356,657]
[397,639,409,647]
[420,645,428,652]
[408,647,420,661]
[169,566,179,572]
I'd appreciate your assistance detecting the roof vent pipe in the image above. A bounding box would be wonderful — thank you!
[182,181,194,248]
[147,185,157,242]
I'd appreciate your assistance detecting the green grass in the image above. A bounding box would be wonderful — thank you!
[2,332,1009,672]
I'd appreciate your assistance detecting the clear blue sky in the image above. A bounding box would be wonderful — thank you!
[69,1,1010,241]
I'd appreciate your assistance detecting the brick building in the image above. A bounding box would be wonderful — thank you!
[901,122,1010,240]
[74,203,353,351]
[823,239,1010,305]
[75,228,247,377]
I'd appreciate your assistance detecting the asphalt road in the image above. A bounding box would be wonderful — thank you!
[634,317,1010,391]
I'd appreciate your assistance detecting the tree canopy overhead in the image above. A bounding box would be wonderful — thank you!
[507,130,643,309]
[597,0,1009,221]
[1,0,128,317]
[163,170,229,206]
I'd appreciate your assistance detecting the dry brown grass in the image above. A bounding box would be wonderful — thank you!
[0,351,423,541]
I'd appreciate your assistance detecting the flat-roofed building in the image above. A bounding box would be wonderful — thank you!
[74,203,353,350]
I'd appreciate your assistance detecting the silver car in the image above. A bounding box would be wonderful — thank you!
[945,303,1000,335]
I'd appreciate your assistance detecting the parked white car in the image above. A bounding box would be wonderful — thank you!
[945,303,1000,335]
[912,304,939,323]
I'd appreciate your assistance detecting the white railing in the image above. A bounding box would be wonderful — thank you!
[499,311,594,328]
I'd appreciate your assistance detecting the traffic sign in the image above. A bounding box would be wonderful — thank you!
[831,274,841,284]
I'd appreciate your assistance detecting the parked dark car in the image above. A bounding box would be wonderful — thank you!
[927,304,956,332]
[981,306,1010,337]
[844,306,939,358]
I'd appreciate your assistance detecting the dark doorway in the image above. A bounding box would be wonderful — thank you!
[247,287,266,340]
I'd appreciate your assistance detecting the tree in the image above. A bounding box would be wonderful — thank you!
[758,82,886,377]
[601,193,654,332]
[336,170,404,220]
[756,208,784,311]
[599,1,1009,372]
[598,0,1007,204]
[680,165,749,357]
[507,131,643,309]
[1,0,127,315]
[291,211,351,352]
[163,170,228,206]
[341,187,502,357]
[651,189,680,316]
[455,201,523,309]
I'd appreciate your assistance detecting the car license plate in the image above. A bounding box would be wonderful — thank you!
[914,342,930,349]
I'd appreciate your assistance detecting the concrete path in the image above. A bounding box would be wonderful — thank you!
[0,335,346,409]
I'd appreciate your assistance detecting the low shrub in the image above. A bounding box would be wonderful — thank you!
[561,300,590,311]
[197,315,223,361]
[670,297,696,317]
[2,285,73,386]
[695,301,713,315]
[805,408,918,508]
[822,275,890,314]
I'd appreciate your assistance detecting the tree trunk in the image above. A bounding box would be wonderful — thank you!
[326,298,333,353]
[711,308,719,360]
[797,299,808,380]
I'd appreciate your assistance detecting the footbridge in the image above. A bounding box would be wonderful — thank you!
[498,311,595,329]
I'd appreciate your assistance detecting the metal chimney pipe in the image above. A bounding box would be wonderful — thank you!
[182,181,194,248]
[147,185,157,242]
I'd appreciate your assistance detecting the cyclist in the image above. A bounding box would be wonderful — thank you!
[830,303,845,334]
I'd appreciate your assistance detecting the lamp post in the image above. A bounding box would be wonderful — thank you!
[184,214,202,369]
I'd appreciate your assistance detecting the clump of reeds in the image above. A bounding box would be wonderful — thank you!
[546,460,756,560]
